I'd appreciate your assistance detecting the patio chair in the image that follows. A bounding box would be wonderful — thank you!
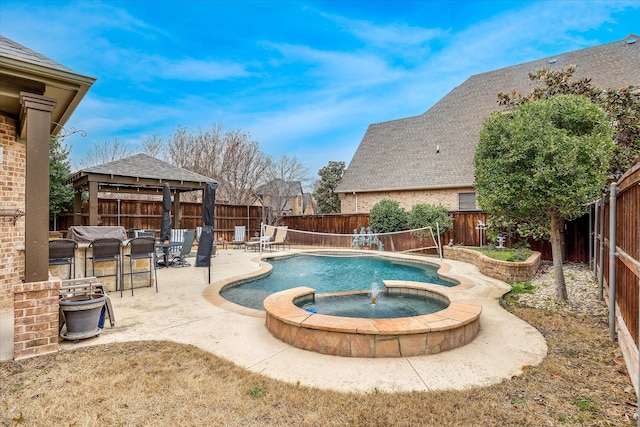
[245,225,277,251]
[84,238,122,294]
[170,229,187,255]
[123,237,158,296]
[232,226,246,248]
[171,230,195,267]
[267,226,289,251]
[49,239,78,279]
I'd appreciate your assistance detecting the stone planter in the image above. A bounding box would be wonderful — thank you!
[443,246,541,282]
[59,293,107,341]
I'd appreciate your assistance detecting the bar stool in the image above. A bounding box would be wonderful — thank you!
[123,237,158,296]
[49,239,78,279]
[85,238,122,294]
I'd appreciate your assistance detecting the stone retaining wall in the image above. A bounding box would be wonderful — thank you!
[443,246,540,282]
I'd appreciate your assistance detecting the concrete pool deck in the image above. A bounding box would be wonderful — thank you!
[4,249,547,393]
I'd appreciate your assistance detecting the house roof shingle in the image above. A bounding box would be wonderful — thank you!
[0,35,74,72]
[336,34,640,194]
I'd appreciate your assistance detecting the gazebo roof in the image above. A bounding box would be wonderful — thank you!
[69,153,216,194]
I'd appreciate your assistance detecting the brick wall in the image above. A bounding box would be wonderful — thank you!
[340,187,476,213]
[0,114,25,309]
[443,246,541,282]
[13,278,61,359]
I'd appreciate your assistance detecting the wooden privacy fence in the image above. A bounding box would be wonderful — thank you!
[592,162,640,394]
[55,202,590,262]
[55,200,263,242]
[281,211,589,262]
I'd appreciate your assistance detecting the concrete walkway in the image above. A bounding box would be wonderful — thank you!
[4,250,547,393]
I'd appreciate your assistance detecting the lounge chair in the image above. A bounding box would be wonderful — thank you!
[246,225,276,251]
[171,230,195,267]
[232,226,246,248]
[265,226,289,251]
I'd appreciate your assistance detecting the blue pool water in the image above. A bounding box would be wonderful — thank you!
[220,254,455,311]
[296,293,449,319]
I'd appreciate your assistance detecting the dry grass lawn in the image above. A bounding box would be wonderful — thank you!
[1,304,635,426]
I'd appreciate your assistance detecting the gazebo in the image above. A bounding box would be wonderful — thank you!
[68,154,216,228]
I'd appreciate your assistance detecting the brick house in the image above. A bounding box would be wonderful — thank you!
[0,36,95,359]
[336,34,640,213]
[254,179,314,219]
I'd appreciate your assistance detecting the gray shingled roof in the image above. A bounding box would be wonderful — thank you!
[0,35,74,72]
[337,34,640,194]
[78,153,216,184]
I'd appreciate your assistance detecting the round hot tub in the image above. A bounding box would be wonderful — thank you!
[264,281,481,358]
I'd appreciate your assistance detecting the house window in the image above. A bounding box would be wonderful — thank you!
[458,192,477,210]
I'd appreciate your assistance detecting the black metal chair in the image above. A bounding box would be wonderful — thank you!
[85,238,122,296]
[49,239,78,279]
[123,237,158,296]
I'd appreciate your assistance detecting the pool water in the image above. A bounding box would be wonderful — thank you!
[297,293,449,319]
[221,254,454,310]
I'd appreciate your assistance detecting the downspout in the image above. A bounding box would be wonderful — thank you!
[353,192,358,214]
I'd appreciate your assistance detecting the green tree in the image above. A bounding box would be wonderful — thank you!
[313,161,345,214]
[474,95,614,300]
[49,137,74,224]
[408,203,452,237]
[498,65,639,181]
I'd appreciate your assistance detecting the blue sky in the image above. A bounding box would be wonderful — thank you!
[2,1,639,178]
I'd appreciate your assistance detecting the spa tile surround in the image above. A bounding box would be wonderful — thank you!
[264,282,481,358]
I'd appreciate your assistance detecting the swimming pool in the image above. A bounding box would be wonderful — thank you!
[220,254,456,310]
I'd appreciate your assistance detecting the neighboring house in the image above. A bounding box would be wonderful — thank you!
[302,192,316,215]
[336,34,640,213]
[253,179,312,218]
[0,36,95,359]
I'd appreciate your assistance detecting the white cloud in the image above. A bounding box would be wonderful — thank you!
[323,12,448,49]
[261,41,406,88]
[156,57,253,81]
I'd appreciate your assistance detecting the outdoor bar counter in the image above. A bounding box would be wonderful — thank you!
[49,226,158,293]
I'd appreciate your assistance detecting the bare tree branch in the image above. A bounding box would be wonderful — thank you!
[77,139,136,169]
[166,124,270,204]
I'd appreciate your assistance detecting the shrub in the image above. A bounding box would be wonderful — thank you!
[507,250,531,262]
[369,199,408,233]
[408,203,453,237]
